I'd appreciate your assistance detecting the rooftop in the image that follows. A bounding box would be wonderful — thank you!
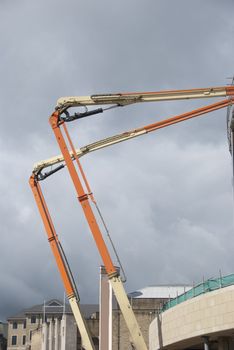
[8,299,99,321]
[128,285,192,299]
[7,285,194,321]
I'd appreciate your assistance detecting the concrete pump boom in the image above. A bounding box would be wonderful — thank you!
[49,112,149,350]
[56,86,234,109]
[34,96,233,176]
[29,176,95,350]
[31,85,233,350]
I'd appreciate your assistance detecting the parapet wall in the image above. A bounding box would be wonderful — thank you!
[149,285,234,349]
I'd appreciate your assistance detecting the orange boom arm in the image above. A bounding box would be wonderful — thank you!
[29,175,95,350]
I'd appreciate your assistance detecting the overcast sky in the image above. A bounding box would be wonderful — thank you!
[0,0,234,321]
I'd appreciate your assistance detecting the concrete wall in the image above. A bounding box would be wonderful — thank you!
[30,315,77,350]
[63,315,77,350]
[112,298,161,350]
[78,297,162,350]
[31,328,42,350]
[149,285,234,350]
[86,319,99,350]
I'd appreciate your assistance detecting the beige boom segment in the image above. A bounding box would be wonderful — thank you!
[69,297,94,350]
[34,86,234,174]
[110,276,148,350]
[56,86,233,109]
[33,130,146,173]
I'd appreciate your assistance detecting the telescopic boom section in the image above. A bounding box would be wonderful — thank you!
[29,175,95,350]
[49,112,148,350]
[34,97,233,175]
[56,86,234,109]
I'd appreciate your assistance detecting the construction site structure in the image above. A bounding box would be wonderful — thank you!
[30,85,234,350]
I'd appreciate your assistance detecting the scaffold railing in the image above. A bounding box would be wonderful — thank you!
[161,273,234,312]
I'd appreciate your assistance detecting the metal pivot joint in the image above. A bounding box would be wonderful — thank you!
[35,164,65,181]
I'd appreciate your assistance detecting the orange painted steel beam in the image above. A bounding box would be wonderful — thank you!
[29,174,75,298]
[49,112,117,277]
[121,86,234,97]
[30,175,96,350]
[62,122,96,203]
[140,98,233,134]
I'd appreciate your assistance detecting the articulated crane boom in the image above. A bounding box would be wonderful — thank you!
[34,97,233,175]
[56,86,234,109]
[31,85,234,350]
[29,177,95,350]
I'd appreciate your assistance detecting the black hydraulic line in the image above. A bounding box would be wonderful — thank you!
[58,241,80,302]
[61,108,104,122]
[36,164,65,181]
[60,104,122,123]
[94,202,127,283]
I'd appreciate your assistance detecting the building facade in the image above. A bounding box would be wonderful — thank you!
[7,300,99,350]
[7,285,191,350]
[112,285,192,350]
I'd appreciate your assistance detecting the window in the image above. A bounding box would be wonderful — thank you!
[11,336,17,346]
[31,315,36,324]
[23,320,26,329]
[12,322,17,329]
[22,335,26,345]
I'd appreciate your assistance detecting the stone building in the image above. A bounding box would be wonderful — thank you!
[7,285,190,350]
[7,299,99,350]
[149,277,234,350]
[112,285,191,350]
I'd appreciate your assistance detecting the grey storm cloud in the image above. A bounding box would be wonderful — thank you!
[0,0,234,321]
